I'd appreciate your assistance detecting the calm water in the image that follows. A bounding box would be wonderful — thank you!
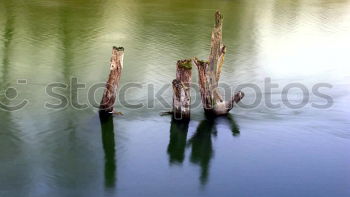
[0,0,350,196]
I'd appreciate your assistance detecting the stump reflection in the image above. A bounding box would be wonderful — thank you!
[167,118,189,164]
[99,113,116,188]
[167,115,240,185]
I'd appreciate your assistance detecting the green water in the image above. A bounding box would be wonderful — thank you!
[0,0,349,196]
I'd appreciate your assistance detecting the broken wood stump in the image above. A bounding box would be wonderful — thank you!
[194,11,244,116]
[172,59,192,120]
[100,46,124,115]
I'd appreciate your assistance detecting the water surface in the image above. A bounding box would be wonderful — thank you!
[0,0,349,196]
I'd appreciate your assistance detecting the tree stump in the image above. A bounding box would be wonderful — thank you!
[194,11,244,116]
[172,59,192,120]
[100,46,124,114]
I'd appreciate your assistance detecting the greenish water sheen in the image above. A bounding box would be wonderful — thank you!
[0,0,350,196]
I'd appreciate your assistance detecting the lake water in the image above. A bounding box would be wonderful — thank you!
[0,0,349,196]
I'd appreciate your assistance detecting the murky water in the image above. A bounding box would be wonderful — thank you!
[0,0,349,196]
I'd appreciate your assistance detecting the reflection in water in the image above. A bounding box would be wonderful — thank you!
[188,118,216,185]
[226,114,240,137]
[99,113,116,188]
[167,118,189,164]
[167,115,240,185]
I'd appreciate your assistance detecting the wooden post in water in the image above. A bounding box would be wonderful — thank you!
[100,46,124,115]
[193,11,244,116]
[172,59,192,120]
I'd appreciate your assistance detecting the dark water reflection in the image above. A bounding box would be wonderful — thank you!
[167,119,189,164]
[188,118,216,185]
[168,115,240,185]
[99,113,116,188]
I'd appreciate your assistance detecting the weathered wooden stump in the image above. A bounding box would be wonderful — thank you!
[100,46,124,115]
[172,59,192,120]
[194,11,244,116]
